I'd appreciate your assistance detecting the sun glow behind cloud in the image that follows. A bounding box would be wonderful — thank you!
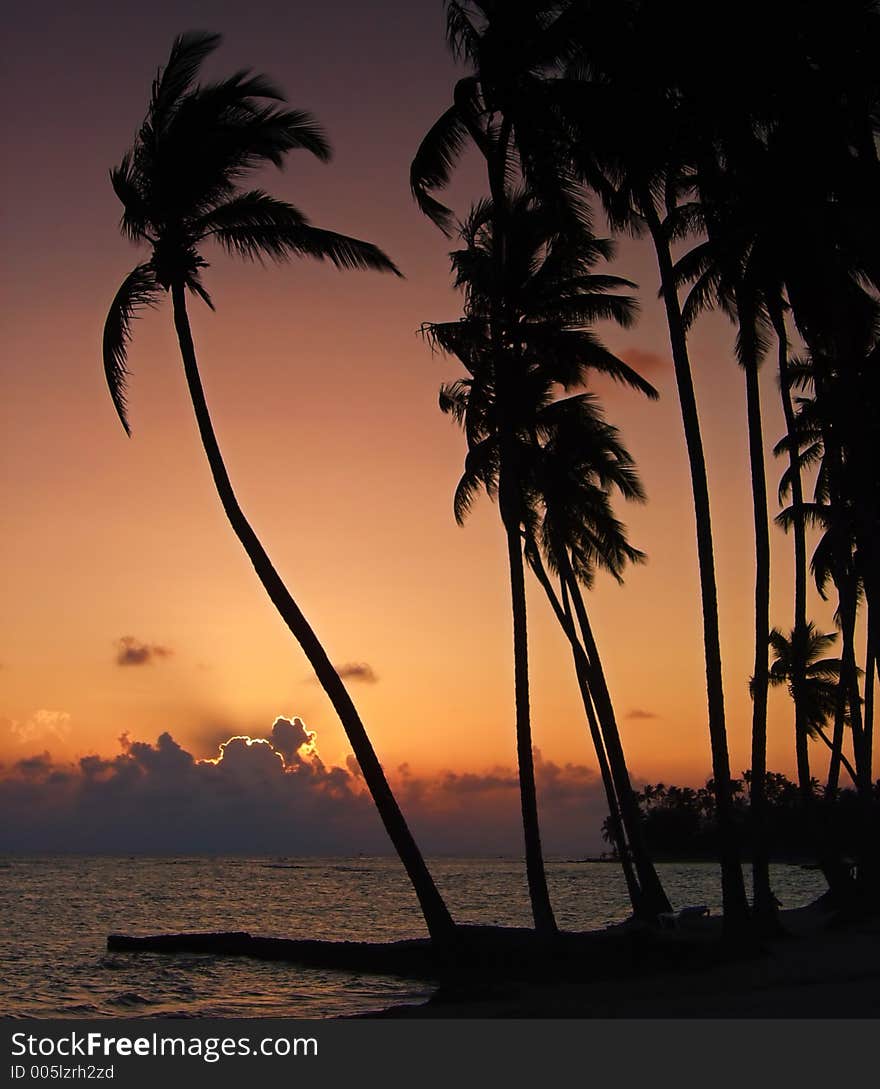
[0,717,615,855]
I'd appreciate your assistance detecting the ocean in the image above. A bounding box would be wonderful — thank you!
[0,856,827,1018]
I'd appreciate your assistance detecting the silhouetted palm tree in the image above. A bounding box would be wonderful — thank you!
[425,191,668,925]
[519,402,673,919]
[778,359,872,799]
[671,149,783,924]
[768,624,847,769]
[553,11,754,931]
[101,31,455,943]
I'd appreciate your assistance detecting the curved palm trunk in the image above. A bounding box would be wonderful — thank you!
[559,558,672,918]
[527,547,642,913]
[170,283,455,944]
[644,201,749,934]
[561,599,642,913]
[499,468,557,935]
[740,314,776,926]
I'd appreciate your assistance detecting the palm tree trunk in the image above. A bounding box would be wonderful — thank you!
[839,577,879,898]
[643,198,749,934]
[769,309,856,894]
[553,544,672,918]
[527,546,643,913]
[776,342,813,807]
[863,613,877,898]
[499,468,557,936]
[865,611,875,790]
[825,673,849,800]
[739,308,776,926]
[839,580,867,790]
[170,282,455,944]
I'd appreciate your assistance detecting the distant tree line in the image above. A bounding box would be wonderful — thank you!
[602,776,880,865]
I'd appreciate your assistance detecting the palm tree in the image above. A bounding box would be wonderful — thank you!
[425,191,668,927]
[101,31,455,943]
[671,147,784,925]
[525,541,642,910]
[551,14,754,932]
[519,401,673,919]
[778,360,872,801]
[767,624,850,775]
[774,354,880,897]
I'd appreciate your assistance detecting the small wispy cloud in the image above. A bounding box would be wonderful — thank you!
[115,636,174,667]
[619,347,670,375]
[335,662,378,683]
[6,709,72,744]
[307,662,378,685]
[626,708,659,720]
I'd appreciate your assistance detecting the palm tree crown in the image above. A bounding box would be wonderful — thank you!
[104,30,398,434]
[768,624,845,741]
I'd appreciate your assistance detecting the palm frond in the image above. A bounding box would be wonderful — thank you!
[110,154,150,241]
[410,95,474,234]
[197,190,307,237]
[438,379,473,425]
[102,263,160,435]
[212,212,401,275]
[150,31,222,135]
[186,269,215,311]
[446,2,481,60]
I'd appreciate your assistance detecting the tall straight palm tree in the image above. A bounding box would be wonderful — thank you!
[101,31,455,943]
[553,40,753,933]
[777,371,876,894]
[670,152,783,925]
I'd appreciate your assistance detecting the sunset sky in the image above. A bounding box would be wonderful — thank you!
[1,1,865,852]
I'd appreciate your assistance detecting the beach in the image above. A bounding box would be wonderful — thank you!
[377,903,880,1018]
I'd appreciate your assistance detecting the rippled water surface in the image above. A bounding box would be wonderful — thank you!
[0,856,826,1018]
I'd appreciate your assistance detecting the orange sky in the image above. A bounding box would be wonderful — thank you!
[2,0,869,804]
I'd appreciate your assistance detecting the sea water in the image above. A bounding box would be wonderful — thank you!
[0,856,827,1018]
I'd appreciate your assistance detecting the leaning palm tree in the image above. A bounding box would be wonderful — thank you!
[425,191,667,929]
[102,31,455,943]
[519,398,673,920]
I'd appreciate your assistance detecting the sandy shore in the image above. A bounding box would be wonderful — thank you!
[374,904,880,1018]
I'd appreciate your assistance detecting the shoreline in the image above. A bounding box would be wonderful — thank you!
[369,903,880,1018]
[109,898,880,1020]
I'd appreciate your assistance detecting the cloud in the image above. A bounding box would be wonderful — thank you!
[0,721,610,856]
[6,709,72,745]
[618,347,670,376]
[115,636,173,667]
[332,662,378,684]
[14,751,55,779]
[625,708,659,720]
[270,716,316,765]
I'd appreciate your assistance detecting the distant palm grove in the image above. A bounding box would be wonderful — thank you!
[102,1,878,946]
